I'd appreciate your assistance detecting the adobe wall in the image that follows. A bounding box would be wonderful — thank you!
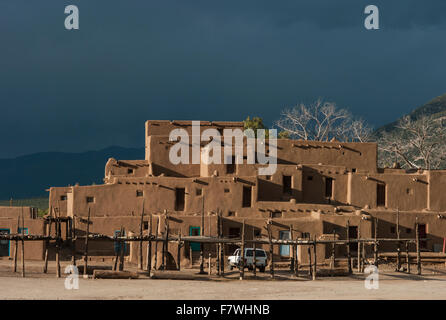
[0,218,45,260]
[105,159,150,183]
[0,206,37,218]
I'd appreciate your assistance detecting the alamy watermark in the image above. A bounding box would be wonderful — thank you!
[364,265,379,290]
[168,121,277,175]
[64,265,79,290]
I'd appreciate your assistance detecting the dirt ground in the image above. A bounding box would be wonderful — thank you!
[1,260,446,300]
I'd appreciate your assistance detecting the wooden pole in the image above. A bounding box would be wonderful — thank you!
[406,240,410,274]
[71,216,76,266]
[374,218,379,268]
[267,222,274,279]
[219,212,224,275]
[216,213,220,276]
[83,207,90,277]
[138,203,144,270]
[252,228,257,278]
[208,253,212,276]
[239,219,245,280]
[13,216,19,273]
[290,225,294,272]
[416,217,421,275]
[357,222,361,272]
[154,216,159,270]
[21,209,25,278]
[146,214,152,274]
[361,234,365,273]
[312,237,317,281]
[294,235,299,277]
[199,197,205,274]
[56,219,60,278]
[331,229,336,269]
[164,214,169,270]
[43,216,52,273]
[307,246,312,278]
[113,227,120,271]
[119,227,125,271]
[177,232,182,271]
[396,209,401,271]
[346,220,352,274]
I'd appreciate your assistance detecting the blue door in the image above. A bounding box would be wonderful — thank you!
[0,228,10,257]
[189,226,201,251]
[279,230,290,256]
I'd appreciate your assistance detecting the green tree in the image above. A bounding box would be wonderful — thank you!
[243,116,269,138]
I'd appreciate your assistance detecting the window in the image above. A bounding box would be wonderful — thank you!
[228,211,235,217]
[18,228,28,235]
[224,188,230,193]
[143,222,149,230]
[60,195,67,201]
[377,184,386,207]
[226,156,236,174]
[254,229,261,237]
[136,190,143,197]
[266,175,272,180]
[196,188,202,196]
[283,176,292,194]
[86,196,94,203]
[175,188,185,211]
[242,186,252,207]
[325,177,333,198]
[127,168,134,174]
[352,168,357,173]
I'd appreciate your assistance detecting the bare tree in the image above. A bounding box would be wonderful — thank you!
[275,99,372,142]
[377,114,446,169]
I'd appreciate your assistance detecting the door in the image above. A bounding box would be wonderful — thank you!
[0,229,10,257]
[279,230,290,256]
[189,226,201,251]
[418,224,427,249]
[348,226,358,251]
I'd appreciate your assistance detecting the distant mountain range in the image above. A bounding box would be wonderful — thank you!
[0,146,144,200]
[374,93,446,136]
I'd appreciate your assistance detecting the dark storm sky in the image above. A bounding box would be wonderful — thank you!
[1,1,446,158]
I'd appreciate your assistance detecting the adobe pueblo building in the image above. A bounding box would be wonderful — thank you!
[3,120,446,270]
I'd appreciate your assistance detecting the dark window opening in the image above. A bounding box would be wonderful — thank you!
[418,224,427,249]
[196,188,202,196]
[377,184,386,207]
[242,186,252,208]
[283,176,292,194]
[86,196,94,203]
[226,156,236,174]
[266,175,272,180]
[127,168,134,174]
[325,177,333,198]
[60,195,67,201]
[228,211,235,217]
[348,226,358,251]
[175,188,185,211]
[136,190,143,197]
[224,188,230,193]
[254,229,261,237]
[352,168,357,173]
[143,222,149,230]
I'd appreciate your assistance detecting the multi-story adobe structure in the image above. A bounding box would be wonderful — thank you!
[3,120,446,267]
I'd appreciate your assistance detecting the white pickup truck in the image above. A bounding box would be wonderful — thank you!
[228,248,267,272]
